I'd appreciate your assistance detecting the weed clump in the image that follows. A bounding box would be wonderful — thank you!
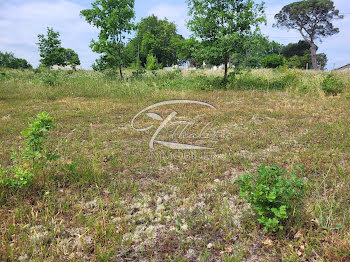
[237,164,306,232]
[321,73,343,96]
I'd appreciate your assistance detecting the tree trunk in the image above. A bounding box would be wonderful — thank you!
[119,62,123,80]
[224,62,228,83]
[310,43,318,70]
[117,42,124,80]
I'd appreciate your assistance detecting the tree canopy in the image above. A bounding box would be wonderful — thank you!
[126,15,183,68]
[274,0,343,70]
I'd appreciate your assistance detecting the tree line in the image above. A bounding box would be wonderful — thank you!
[1,0,342,80]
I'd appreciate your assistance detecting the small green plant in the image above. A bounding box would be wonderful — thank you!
[237,164,306,232]
[0,112,59,191]
[321,73,343,96]
[21,112,59,168]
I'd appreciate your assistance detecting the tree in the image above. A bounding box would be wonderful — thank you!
[262,54,286,68]
[274,0,343,70]
[282,40,311,59]
[187,0,265,82]
[37,28,65,67]
[127,15,183,68]
[0,51,32,69]
[63,49,80,68]
[37,27,80,68]
[80,0,135,80]
[287,53,327,70]
[242,35,284,68]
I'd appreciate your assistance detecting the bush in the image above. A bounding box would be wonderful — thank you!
[237,164,306,232]
[262,54,286,68]
[146,54,160,70]
[321,73,343,96]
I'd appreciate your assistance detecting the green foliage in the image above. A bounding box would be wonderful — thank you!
[239,35,284,69]
[145,54,160,70]
[262,54,286,68]
[37,27,65,67]
[21,112,58,167]
[282,40,311,59]
[187,0,265,81]
[0,113,58,191]
[37,27,80,68]
[127,15,183,67]
[321,73,343,95]
[0,51,32,69]
[80,0,135,80]
[63,48,81,67]
[237,164,306,232]
[287,53,327,70]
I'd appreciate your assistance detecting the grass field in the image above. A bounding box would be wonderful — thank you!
[0,68,350,261]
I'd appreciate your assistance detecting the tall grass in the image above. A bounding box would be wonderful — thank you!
[1,68,349,102]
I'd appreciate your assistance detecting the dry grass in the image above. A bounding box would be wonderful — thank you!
[0,68,349,261]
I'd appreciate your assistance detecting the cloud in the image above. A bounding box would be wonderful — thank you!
[0,0,99,69]
[148,3,190,37]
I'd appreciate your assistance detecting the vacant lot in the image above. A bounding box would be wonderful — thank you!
[0,69,350,261]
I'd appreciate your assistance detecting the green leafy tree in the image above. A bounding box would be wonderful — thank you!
[282,40,311,59]
[187,0,265,82]
[174,37,202,67]
[274,0,343,70]
[37,27,65,67]
[0,51,32,69]
[127,15,183,68]
[262,54,286,68]
[288,53,327,70]
[80,0,135,80]
[242,35,284,68]
[63,48,80,67]
[37,28,80,68]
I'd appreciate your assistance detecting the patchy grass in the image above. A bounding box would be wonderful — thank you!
[0,68,350,261]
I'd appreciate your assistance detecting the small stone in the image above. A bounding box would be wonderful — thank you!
[207,243,214,249]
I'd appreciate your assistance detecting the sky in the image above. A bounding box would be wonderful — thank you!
[0,0,349,70]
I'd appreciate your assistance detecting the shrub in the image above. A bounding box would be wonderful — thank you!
[146,54,160,70]
[237,164,306,232]
[321,73,343,96]
[262,54,286,68]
